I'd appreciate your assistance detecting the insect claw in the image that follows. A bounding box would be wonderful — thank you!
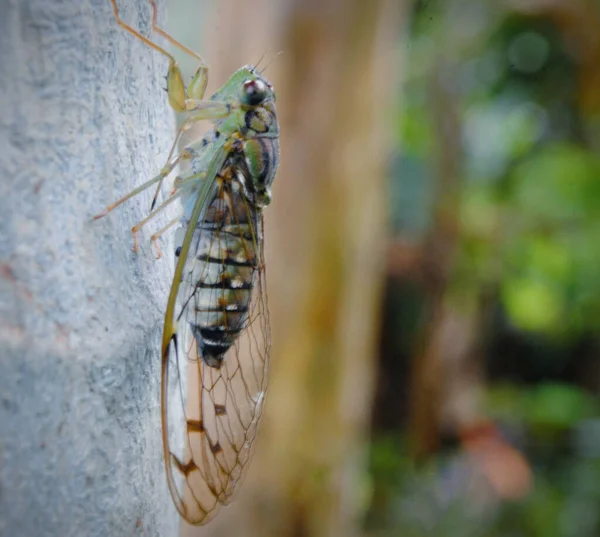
[132,228,140,253]
[151,236,163,259]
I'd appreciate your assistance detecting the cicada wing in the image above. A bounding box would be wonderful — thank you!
[162,160,270,525]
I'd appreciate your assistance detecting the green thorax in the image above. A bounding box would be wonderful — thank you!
[211,65,280,208]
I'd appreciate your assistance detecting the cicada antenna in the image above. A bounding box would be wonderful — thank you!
[260,51,285,74]
[253,49,269,73]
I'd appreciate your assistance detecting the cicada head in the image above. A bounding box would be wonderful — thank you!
[212,66,280,209]
[210,65,276,108]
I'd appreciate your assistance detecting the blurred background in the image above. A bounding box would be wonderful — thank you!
[166,0,600,535]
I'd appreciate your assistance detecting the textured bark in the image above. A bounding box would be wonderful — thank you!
[0,1,179,535]
[181,0,403,536]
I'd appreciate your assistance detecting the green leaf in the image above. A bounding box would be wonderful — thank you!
[502,277,563,333]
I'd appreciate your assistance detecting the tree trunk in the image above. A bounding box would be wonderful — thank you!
[183,1,404,536]
[0,1,180,535]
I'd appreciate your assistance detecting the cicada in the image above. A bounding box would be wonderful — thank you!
[95,0,279,525]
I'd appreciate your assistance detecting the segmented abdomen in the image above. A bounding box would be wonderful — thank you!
[179,180,260,368]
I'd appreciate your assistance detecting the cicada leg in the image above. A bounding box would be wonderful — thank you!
[109,1,234,210]
[146,0,209,100]
[149,109,224,211]
[118,0,240,116]
[110,0,232,111]
[150,118,195,211]
[131,166,208,252]
[131,191,182,252]
[150,215,182,259]
[172,171,207,191]
[93,157,180,220]
[99,2,237,249]
[109,0,205,111]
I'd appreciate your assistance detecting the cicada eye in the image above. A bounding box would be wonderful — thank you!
[240,79,268,106]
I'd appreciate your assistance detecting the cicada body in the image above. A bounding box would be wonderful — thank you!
[163,72,279,522]
[96,1,280,526]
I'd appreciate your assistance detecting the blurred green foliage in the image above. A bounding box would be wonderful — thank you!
[371,0,600,535]
[488,382,597,433]
[393,1,600,339]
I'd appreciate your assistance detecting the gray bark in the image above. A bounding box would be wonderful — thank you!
[0,0,180,535]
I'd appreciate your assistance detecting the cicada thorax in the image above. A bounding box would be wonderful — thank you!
[179,165,262,369]
[239,99,280,208]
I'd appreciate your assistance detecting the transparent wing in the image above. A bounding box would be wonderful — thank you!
[161,155,270,525]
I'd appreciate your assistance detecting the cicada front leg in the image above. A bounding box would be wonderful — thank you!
[110,0,208,110]
[96,1,233,229]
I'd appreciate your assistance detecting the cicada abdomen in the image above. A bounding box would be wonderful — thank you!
[164,167,271,523]
[180,172,262,369]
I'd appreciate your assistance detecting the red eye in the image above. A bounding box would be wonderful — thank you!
[241,79,268,106]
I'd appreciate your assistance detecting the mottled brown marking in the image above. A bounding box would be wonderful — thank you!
[171,454,197,476]
[187,419,205,433]
[214,404,227,416]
